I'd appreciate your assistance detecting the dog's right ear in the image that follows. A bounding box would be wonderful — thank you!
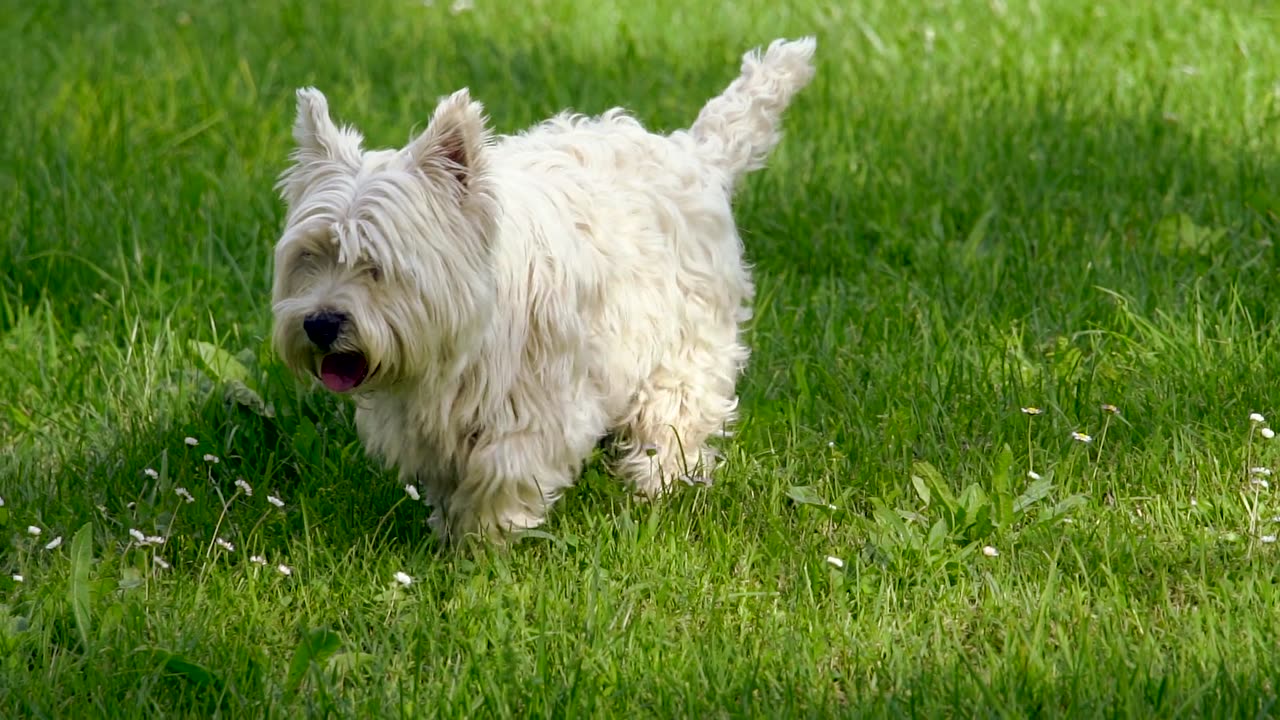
[293,87,343,157]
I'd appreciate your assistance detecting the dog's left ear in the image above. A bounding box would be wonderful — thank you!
[408,89,489,189]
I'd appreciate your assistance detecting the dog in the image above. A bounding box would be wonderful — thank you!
[271,38,816,541]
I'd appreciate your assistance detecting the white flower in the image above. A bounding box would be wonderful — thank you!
[1100,404,1120,414]
[394,571,413,586]
[405,485,421,502]
[827,441,836,448]
[277,564,292,576]
[129,528,146,543]
[268,495,285,508]
[1027,470,1043,481]
[234,478,253,496]
[1263,535,1277,544]
[1251,467,1274,477]
[215,537,234,552]
[145,536,165,546]
[250,555,267,565]
[0,496,4,507]
[982,546,999,557]
[175,487,195,503]
[1251,413,1266,424]
[154,557,171,569]
[26,526,40,536]
[43,536,62,550]
[1020,407,1043,415]
[825,555,844,569]
[184,436,198,446]
[203,454,219,464]
[144,467,159,479]
[1264,428,1276,440]
[1252,478,1270,490]
[449,0,473,14]
[1191,498,1198,507]
[1071,431,1093,444]
[11,574,22,583]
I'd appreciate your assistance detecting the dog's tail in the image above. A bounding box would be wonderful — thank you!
[689,37,817,187]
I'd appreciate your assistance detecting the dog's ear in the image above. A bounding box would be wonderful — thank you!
[408,89,489,189]
[293,87,344,157]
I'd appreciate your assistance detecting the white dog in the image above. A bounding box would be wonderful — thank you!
[272,38,816,541]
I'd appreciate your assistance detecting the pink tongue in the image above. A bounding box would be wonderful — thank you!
[320,354,368,392]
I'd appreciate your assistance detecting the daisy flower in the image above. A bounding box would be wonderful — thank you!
[268,495,285,508]
[982,546,999,557]
[394,571,414,586]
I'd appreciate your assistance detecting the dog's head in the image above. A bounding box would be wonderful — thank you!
[271,87,497,393]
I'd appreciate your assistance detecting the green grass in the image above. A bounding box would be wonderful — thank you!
[4,0,1280,715]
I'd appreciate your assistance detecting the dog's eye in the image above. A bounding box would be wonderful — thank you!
[298,250,316,263]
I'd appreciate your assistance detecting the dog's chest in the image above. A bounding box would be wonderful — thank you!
[353,394,473,487]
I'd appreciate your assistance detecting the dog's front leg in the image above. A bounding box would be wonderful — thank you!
[443,435,572,542]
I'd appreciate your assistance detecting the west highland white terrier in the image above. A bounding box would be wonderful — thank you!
[271,38,817,541]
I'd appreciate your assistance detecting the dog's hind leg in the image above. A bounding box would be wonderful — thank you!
[614,333,746,498]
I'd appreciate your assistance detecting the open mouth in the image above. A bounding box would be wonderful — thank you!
[318,352,369,392]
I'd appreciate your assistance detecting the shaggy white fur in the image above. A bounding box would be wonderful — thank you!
[271,38,817,541]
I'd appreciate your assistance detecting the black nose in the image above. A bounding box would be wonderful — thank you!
[303,310,348,350]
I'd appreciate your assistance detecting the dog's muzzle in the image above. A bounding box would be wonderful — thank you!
[301,310,369,393]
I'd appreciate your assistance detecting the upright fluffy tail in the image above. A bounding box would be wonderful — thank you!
[689,37,817,185]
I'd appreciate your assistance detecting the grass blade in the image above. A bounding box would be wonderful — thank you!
[286,628,343,699]
[68,522,93,649]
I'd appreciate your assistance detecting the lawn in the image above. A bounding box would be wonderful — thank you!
[4,0,1280,716]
